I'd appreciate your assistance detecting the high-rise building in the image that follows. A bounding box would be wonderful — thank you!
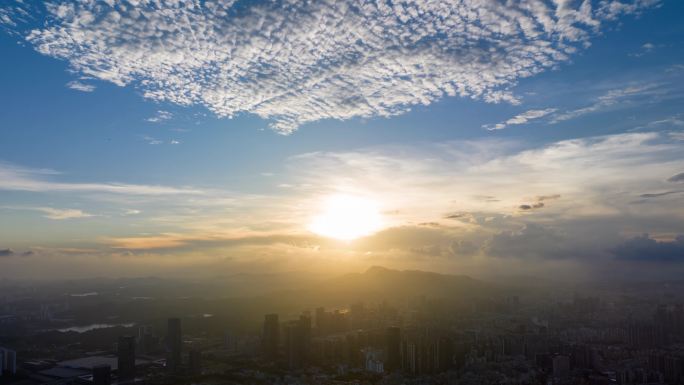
[137,325,153,355]
[385,326,401,372]
[0,348,17,376]
[92,364,111,385]
[117,336,136,381]
[188,349,202,376]
[438,336,453,372]
[262,314,280,361]
[552,354,570,378]
[167,318,182,373]
[285,314,311,369]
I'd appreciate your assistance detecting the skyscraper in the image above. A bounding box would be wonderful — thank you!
[188,349,202,376]
[385,326,401,372]
[285,314,311,369]
[167,318,182,373]
[117,336,135,381]
[262,314,280,361]
[92,364,111,385]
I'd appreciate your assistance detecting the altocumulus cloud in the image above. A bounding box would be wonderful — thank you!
[2,0,658,133]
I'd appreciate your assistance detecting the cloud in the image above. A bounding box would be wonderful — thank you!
[35,207,94,220]
[66,80,96,92]
[483,108,557,131]
[141,135,163,145]
[485,224,573,259]
[667,173,684,183]
[612,234,684,262]
[551,83,663,123]
[147,110,173,123]
[518,194,560,211]
[628,42,656,57]
[2,206,94,220]
[537,194,561,201]
[639,190,684,199]
[0,249,14,257]
[519,202,544,211]
[0,161,203,195]
[1,0,658,133]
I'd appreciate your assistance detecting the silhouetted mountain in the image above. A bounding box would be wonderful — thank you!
[296,266,495,306]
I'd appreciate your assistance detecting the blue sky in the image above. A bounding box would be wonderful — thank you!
[0,0,683,279]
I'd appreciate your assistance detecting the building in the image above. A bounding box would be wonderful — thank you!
[92,364,111,385]
[385,326,401,372]
[552,354,570,378]
[262,314,280,361]
[285,314,311,369]
[117,335,136,381]
[0,347,17,376]
[188,349,202,376]
[137,325,154,355]
[363,348,384,373]
[167,318,182,373]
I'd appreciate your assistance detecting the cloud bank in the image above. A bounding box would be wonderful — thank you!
[1,0,658,133]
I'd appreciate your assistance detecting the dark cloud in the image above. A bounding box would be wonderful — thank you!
[519,202,544,211]
[611,234,684,262]
[485,224,573,259]
[0,248,14,257]
[21,250,34,257]
[639,190,684,198]
[518,195,559,211]
[444,213,467,219]
[536,194,561,201]
[667,172,684,183]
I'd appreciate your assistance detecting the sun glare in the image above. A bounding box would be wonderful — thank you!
[308,194,383,241]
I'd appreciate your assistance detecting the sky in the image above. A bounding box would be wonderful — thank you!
[0,0,683,280]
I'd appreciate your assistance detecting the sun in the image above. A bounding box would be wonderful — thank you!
[308,194,384,241]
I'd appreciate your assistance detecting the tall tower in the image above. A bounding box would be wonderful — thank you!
[385,326,401,372]
[262,314,280,361]
[92,364,111,385]
[167,318,182,373]
[285,314,312,369]
[188,349,202,376]
[117,336,136,381]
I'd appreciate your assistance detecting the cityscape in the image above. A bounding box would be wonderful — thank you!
[1,267,684,384]
[1,0,684,384]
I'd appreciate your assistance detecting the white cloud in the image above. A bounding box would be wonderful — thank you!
[2,0,657,133]
[0,161,203,196]
[141,135,163,145]
[35,207,93,220]
[66,80,95,92]
[483,108,557,131]
[2,206,94,220]
[146,110,173,123]
[286,131,684,228]
[550,83,664,123]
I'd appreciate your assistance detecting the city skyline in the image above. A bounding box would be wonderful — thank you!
[0,0,683,280]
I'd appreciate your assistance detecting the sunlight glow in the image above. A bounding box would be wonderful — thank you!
[308,194,384,241]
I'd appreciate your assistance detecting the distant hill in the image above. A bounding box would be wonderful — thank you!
[293,265,495,306]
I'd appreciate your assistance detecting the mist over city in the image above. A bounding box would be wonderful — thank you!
[1,0,684,384]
